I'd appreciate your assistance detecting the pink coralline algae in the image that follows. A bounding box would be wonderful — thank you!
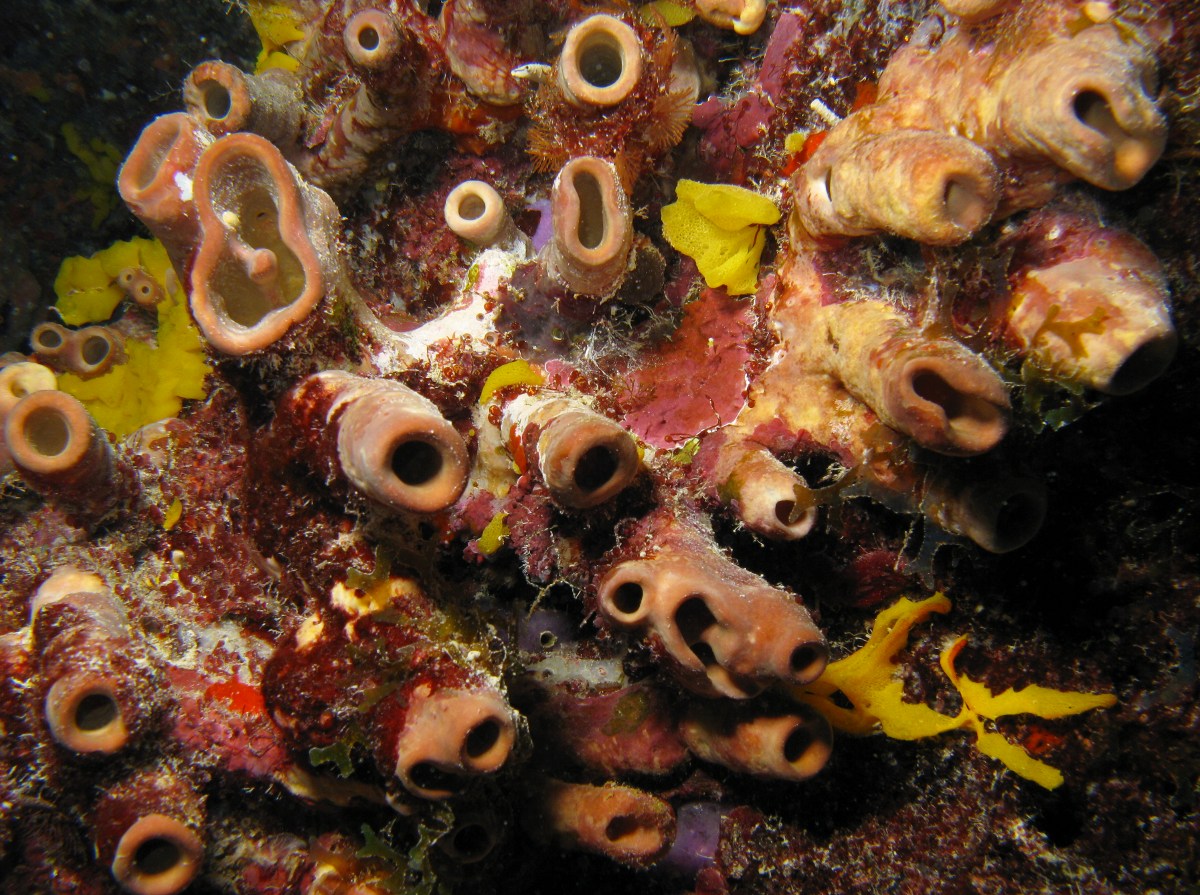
[1,0,1197,893]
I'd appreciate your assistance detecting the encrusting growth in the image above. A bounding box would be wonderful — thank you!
[0,0,1181,888]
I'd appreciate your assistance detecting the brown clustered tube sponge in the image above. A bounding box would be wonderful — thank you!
[791,6,1167,244]
[596,508,827,698]
[273,370,471,515]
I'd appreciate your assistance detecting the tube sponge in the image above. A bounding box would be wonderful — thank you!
[54,238,211,438]
[661,179,780,295]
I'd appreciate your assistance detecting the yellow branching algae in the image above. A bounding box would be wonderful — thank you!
[54,238,212,438]
[796,595,1117,789]
[661,179,780,296]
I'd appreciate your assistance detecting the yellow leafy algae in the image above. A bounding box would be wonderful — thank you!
[55,238,212,438]
[479,359,544,404]
[638,0,696,26]
[163,498,184,531]
[795,594,1117,789]
[661,180,781,295]
[246,0,306,72]
[55,237,148,325]
[478,512,511,556]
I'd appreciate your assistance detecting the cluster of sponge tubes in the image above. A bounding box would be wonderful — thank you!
[702,0,1175,563]
[1,0,1183,888]
[94,8,841,878]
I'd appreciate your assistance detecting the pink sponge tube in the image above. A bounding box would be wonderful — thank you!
[995,23,1166,192]
[277,370,470,515]
[1003,214,1175,396]
[501,392,640,509]
[711,442,819,541]
[190,132,341,355]
[32,588,161,755]
[819,300,1010,456]
[596,512,827,698]
[4,390,123,517]
[390,687,519,799]
[92,768,205,895]
[681,701,834,781]
[541,156,633,296]
[183,60,300,147]
[117,113,211,276]
[524,779,676,868]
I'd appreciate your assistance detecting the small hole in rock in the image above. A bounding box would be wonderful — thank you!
[450,823,492,859]
[409,762,461,792]
[789,643,826,678]
[81,335,110,366]
[1106,335,1176,396]
[675,596,717,645]
[605,815,643,843]
[943,178,985,230]
[458,194,486,220]
[579,35,624,89]
[990,493,1044,552]
[201,81,232,120]
[573,171,607,250]
[464,719,501,759]
[357,25,380,51]
[23,407,71,457]
[783,724,814,764]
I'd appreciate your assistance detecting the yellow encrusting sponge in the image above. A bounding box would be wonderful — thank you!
[54,238,212,438]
